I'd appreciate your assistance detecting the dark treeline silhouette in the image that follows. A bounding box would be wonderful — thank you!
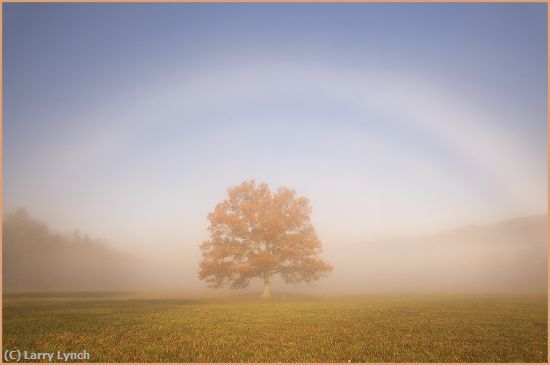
[3,209,141,291]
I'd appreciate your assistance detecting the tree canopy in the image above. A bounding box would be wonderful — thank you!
[198,180,332,297]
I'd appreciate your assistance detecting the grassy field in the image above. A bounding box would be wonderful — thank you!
[3,292,547,362]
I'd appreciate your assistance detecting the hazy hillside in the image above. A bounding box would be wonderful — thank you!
[3,209,547,294]
[3,209,142,291]
[318,215,548,293]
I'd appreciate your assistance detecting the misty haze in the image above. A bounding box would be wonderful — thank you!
[3,208,547,294]
[3,2,547,363]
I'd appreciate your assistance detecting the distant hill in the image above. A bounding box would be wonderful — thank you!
[429,214,547,245]
[3,209,142,291]
[318,214,547,293]
[3,209,547,293]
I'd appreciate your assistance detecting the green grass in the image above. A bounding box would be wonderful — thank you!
[3,293,547,362]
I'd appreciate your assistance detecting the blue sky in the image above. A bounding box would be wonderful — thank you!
[3,3,547,257]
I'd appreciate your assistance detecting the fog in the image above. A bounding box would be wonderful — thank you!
[3,209,142,291]
[3,4,546,297]
[4,208,546,295]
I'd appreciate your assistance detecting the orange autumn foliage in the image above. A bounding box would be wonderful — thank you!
[198,180,332,292]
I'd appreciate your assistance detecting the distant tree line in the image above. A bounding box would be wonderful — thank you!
[3,209,140,291]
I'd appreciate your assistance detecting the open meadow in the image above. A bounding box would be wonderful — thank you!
[3,292,547,363]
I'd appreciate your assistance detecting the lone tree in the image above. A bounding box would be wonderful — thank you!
[199,180,332,298]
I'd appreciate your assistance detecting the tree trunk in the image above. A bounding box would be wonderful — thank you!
[262,276,271,299]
